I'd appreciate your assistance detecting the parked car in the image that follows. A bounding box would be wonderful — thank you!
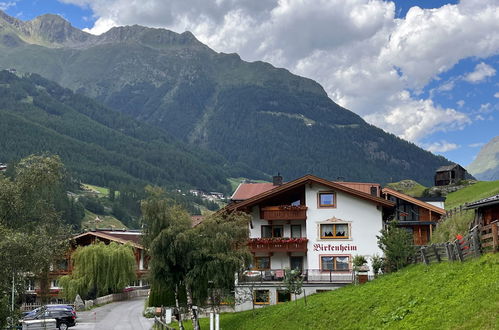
[29,309,76,330]
[23,304,76,320]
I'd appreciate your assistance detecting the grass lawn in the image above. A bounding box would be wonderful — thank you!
[173,254,499,329]
[445,180,499,210]
[386,180,427,197]
[82,183,110,197]
[81,209,127,230]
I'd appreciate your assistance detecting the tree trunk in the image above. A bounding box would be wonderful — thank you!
[174,284,184,330]
[303,290,307,306]
[185,283,200,330]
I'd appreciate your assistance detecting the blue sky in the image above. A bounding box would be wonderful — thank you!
[3,0,498,168]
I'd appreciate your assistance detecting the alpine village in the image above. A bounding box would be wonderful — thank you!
[0,5,498,330]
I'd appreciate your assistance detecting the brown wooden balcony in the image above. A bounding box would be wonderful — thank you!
[248,238,308,253]
[260,205,307,221]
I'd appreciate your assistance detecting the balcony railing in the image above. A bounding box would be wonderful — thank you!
[238,269,361,284]
[260,205,307,221]
[248,238,308,253]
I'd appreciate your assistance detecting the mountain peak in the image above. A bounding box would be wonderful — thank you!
[0,10,93,47]
[26,13,92,45]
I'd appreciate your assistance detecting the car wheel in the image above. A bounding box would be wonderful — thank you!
[59,323,69,330]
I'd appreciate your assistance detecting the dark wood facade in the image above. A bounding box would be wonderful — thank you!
[465,194,499,227]
[382,188,445,246]
[434,164,467,186]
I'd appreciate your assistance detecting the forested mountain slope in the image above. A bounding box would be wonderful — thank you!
[0,70,244,191]
[0,11,451,185]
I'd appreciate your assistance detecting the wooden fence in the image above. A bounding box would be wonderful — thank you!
[412,222,498,265]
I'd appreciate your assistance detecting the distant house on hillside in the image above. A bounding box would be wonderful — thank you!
[0,163,7,171]
[434,164,468,186]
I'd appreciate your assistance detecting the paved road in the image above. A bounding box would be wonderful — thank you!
[74,297,154,330]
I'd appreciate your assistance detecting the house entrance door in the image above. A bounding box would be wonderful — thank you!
[290,256,303,271]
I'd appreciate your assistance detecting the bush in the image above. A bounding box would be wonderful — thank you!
[377,222,415,272]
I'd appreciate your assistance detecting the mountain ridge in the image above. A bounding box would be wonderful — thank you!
[468,136,499,181]
[0,11,451,186]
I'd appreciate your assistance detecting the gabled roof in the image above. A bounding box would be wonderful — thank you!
[381,187,445,215]
[231,182,277,201]
[464,194,499,209]
[436,164,463,172]
[72,230,143,249]
[226,174,394,211]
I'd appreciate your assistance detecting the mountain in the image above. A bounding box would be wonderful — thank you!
[467,136,499,181]
[0,70,248,192]
[0,11,451,186]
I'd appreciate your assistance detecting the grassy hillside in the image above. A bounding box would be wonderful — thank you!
[178,254,499,330]
[81,209,126,230]
[386,180,427,197]
[445,180,499,210]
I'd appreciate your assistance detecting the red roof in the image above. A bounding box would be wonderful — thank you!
[226,175,394,211]
[231,182,277,201]
[232,180,381,201]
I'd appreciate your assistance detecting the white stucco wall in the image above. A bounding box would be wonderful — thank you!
[246,183,383,273]
[305,183,383,272]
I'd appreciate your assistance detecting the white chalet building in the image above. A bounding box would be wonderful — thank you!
[227,174,394,311]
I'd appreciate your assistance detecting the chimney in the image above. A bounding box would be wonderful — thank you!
[273,173,283,186]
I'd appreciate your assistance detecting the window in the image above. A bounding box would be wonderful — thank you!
[261,225,283,238]
[291,225,302,238]
[26,279,35,291]
[318,192,336,207]
[320,223,349,239]
[254,256,270,270]
[50,280,59,289]
[277,290,291,303]
[320,256,350,271]
[254,290,270,305]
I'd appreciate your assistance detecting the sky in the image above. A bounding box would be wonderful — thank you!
[2,0,498,167]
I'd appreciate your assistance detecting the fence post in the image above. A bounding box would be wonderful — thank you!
[454,240,464,262]
[445,242,454,261]
[471,226,481,257]
[432,245,441,262]
[421,247,429,265]
[492,221,499,252]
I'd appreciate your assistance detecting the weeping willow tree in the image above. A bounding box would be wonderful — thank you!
[141,186,251,330]
[60,242,136,300]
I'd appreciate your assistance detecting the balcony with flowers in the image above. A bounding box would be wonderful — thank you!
[248,237,308,253]
[260,205,308,221]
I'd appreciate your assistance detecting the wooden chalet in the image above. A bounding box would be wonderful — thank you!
[382,188,445,245]
[434,164,467,186]
[465,194,499,227]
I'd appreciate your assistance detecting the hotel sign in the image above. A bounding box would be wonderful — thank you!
[313,243,357,252]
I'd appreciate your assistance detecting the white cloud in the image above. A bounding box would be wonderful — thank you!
[469,142,485,148]
[494,92,499,98]
[424,141,460,153]
[464,62,496,83]
[457,100,465,107]
[58,0,499,143]
[0,1,16,11]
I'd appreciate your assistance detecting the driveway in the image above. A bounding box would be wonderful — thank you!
[73,297,154,330]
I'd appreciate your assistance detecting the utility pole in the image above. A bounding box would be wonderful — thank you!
[11,272,15,313]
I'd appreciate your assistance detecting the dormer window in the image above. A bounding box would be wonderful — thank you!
[318,192,336,208]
